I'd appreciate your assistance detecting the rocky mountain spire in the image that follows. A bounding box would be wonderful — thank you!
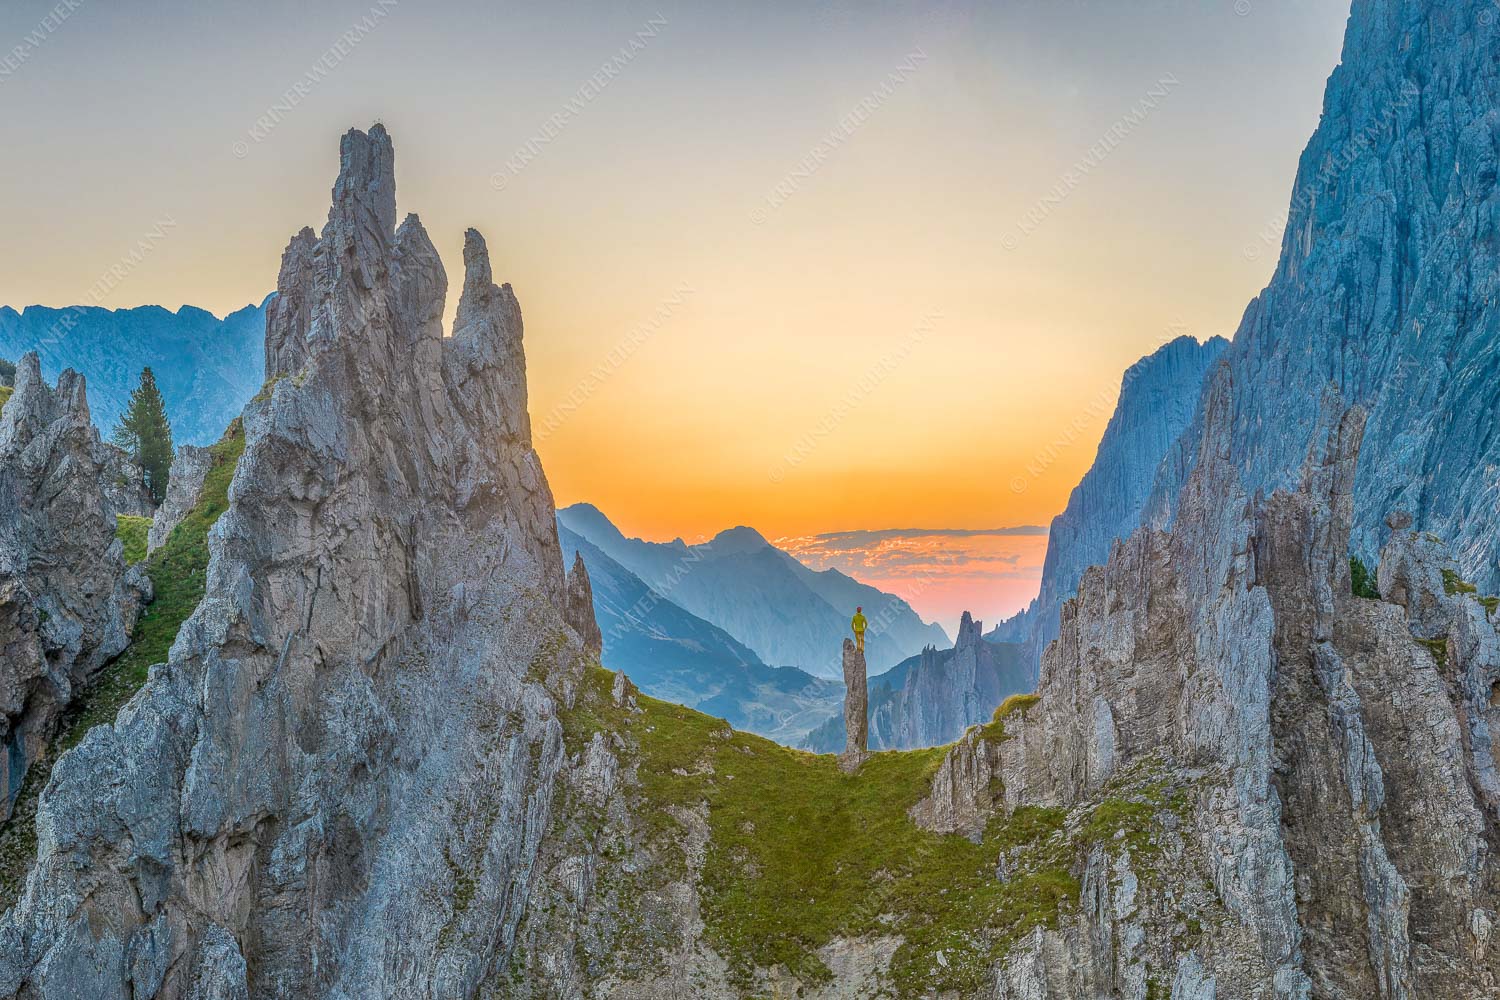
[0,126,576,999]
[0,353,148,822]
[953,610,982,650]
[841,638,868,766]
[330,122,397,255]
[564,552,603,659]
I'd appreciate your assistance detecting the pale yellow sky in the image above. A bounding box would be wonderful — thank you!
[0,0,1351,555]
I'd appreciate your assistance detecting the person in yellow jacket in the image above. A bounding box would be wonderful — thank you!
[851,607,867,652]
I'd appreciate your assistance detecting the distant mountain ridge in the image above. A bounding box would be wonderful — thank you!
[558,522,841,744]
[0,298,271,446]
[558,503,949,678]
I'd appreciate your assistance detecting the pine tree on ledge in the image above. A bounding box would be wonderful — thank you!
[112,367,174,504]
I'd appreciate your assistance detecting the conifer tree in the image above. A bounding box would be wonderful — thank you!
[112,367,174,503]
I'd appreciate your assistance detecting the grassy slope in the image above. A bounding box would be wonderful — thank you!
[0,384,12,415]
[116,514,151,566]
[560,668,1179,995]
[0,420,244,904]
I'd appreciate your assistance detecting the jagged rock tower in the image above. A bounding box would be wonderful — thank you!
[564,551,602,659]
[0,355,149,823]
[0,125,597,999]
[841,637,867,764]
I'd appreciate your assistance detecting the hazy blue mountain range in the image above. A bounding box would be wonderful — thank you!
[989,335,1226,672]
[558,523,841,745]
[803,612,1031,752]
[0,298,270,446]
[558,503,949,679]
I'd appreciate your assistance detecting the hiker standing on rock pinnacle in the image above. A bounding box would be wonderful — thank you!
[851,606,867,652]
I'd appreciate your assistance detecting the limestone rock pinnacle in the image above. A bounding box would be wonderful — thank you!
[841,637,868,766]
[565,551,603,659]
[0,126,574,998]
[0,353,147,822]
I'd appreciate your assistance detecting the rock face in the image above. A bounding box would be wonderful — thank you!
[841,638,867,760]
[564,551,603,659]
[941,372,1500,996]
[100,444,155,518]
[146,444,213,552]
[7,0,1500,987]
[906,725,1001,841]
[1142,0,1500,595]
[990,336,1225,673]
[0,126,587,999]
[558,503,949,678]
[803,613,1033,752]
[0,354,148,823]
[0,299,270,448]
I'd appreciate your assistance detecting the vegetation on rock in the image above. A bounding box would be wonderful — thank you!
[1441,568,1477,596]
[1350,556,1380,599]
[0,420,244,904]
[115,514,151,566]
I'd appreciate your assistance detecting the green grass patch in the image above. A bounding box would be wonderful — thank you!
[1080,795,1160,859]
[1442,568,1477,596]
[0,419,245,905]
[1439,570,1500,616]
[1350,556,1379,600]
[115,514,151,566]
[250,373,285,403]
[60,420,244,749]
[0,384,12,416]
[976,693,1040,742]
[993,693,1040,724]
[1416,637,1449,669]
[562,666,1082,995]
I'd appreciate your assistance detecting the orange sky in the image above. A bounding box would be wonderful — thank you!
[0,1,1352,615]
[777,528,1050,635]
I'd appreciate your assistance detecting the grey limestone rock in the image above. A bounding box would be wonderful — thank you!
[803,611,1033,753]
[100,444,155,518]
[1141,0,1500,598]
[0,354,147,823]
[146,444,213,553]
[564,551,603,659]
[908,725,1000,840]
[841,637,867,764]
[914,373,1500,996]
[0,125,579,999]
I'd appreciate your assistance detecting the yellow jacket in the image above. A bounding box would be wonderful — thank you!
[851,612,867,635]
